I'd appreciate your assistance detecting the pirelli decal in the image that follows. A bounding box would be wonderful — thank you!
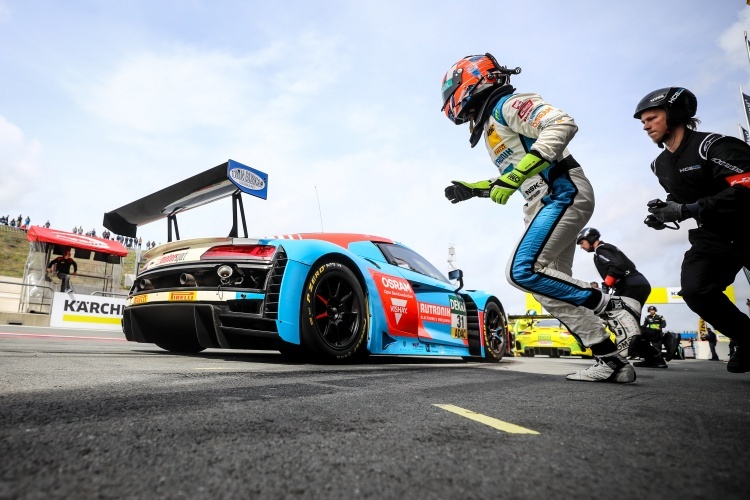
[133,295,148,305]
[169,291,197,302]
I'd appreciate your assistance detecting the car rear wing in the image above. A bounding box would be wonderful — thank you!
[102,160,268,241]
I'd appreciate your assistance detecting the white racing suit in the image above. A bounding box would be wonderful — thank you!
[483,92,612,350]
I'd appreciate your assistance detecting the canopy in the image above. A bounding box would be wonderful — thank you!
[26,226,128,257]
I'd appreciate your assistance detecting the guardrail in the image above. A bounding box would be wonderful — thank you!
[0,279,54,313]
[91,291,129,298]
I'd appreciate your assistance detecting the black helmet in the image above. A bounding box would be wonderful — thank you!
[576,227,600,245]
[648,306,657,312]
[633,87,697,126]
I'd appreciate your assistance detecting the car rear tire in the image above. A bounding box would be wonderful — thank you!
[480,300,507,362]
[300,261,368,362]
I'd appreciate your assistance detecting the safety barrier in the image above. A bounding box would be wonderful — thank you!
[0,279,54,313]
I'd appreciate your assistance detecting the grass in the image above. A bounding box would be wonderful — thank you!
[0,227,30,278]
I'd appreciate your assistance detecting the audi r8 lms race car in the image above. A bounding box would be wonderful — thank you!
[512,316,593,358]
[103,160,511,363]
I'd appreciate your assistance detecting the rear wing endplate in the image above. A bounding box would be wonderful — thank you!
[102,159,268,241]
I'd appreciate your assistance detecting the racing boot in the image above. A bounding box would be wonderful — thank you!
[661,330,680,362]
[727,343,750,374]
[597,296,642,357]
[567,354,636,383]
[633,356,668,369]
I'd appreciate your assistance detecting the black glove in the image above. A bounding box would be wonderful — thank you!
[648,200,688,223]
[444,180,492,204]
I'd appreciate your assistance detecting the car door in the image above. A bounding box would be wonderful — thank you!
[375,243,468,349]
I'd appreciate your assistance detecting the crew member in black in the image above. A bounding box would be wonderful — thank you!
[635,87,750,374]
[576,228,678,367]
[47,248,77,292]
[642,306,676,366]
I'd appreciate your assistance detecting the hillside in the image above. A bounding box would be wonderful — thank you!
[0,227,29,278]
[0,226,137,284]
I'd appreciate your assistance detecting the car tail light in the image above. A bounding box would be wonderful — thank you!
[518,330,532,336]
[200,245,276,260]
[560,331,571,337]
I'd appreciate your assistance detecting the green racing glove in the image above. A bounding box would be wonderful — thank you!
[490,151,551,205]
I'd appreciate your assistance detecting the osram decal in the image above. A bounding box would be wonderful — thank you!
[369,270,418,336]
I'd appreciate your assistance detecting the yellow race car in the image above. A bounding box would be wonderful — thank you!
[512,316,594,358]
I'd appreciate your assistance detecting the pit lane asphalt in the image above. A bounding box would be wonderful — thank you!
[1,326,749,499]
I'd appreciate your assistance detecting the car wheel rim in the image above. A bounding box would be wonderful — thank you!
[486,307,505,355]
[312,273,362,350]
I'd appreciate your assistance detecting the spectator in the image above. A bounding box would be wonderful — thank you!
[44,220,50,228]
[24,216,30,227]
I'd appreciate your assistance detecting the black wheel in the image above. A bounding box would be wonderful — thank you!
[301,261,368,362]
[154,335,205,353]
[481,300,507,362]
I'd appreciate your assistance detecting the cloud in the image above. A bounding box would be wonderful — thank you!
[69,33,343,136]
[0,116,42,209]
[718,7,750,69]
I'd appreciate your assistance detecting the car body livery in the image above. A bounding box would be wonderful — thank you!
[103,161,510,362]
[513,316,593,358]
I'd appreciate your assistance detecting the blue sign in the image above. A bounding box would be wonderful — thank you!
[226,159,268,200]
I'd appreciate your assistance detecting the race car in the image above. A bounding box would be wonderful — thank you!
[103,160,511,363]
[512,316,593,358]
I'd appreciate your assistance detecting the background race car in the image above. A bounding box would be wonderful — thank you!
[512,315,593,358]
[103,160,512,363]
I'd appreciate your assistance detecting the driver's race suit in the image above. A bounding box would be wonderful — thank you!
[483,92,608,348]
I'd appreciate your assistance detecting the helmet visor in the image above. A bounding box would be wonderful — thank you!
[441,70,463,110]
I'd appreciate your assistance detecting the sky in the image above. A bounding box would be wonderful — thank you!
[2,0,750,332]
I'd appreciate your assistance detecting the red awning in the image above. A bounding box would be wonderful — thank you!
[26,226,128,257]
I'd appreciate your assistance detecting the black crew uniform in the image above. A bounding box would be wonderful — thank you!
[643,313,666,332]
[594,242,661,359]
[593,242,651,306]
[47,255,77,292]
[651,129,750,346]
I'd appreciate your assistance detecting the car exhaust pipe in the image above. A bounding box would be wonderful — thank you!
[139,279,153,291]
[179,273,197,286]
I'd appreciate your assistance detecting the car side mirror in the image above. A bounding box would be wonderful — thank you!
[448,269,464,293]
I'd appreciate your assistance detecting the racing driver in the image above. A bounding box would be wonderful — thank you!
[635,87,750,374]
[440,53,641,383]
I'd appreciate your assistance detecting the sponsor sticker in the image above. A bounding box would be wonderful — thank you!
[369,270,419,336]
[449,295,468,340]
[169,291,196,302]
[133,295,148,305]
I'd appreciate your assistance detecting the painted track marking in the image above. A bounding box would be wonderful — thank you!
[434,404,540,435]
